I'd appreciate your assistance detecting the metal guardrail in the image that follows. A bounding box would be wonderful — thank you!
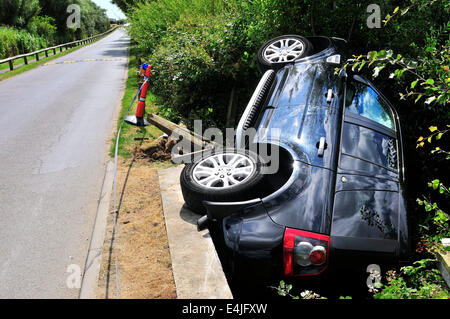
[0,26,119,71]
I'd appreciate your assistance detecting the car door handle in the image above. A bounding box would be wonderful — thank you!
[318,137,326,157]
[326,89,334,103]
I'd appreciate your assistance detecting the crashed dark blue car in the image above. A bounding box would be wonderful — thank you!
[180,35,410,294]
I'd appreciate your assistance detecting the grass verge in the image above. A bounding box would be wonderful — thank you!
[97,46,178,298]
[97,163,176,298]
[110,46,169,163]
[0,49,56,71]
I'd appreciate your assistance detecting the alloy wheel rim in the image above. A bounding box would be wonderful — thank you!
[263,38,305,63]
[192,153,255,189]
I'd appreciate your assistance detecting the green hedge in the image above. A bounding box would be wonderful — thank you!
[0,26,48,59]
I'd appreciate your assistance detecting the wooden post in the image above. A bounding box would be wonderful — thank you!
[53,48,56,55]
[9,60,13,71]
[24,56,28,65]
[35,53,39,61]
[45,50,48,58]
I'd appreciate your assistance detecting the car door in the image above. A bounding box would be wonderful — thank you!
[330,76,403,264]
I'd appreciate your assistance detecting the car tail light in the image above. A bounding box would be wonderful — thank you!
[283,228,330,276]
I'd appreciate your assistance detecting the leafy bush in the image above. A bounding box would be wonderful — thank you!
[0,26,47,58]
[26,15,57,44]
[374,259,449,299]
[39,0,110,42]
[146,10,252,128]
[0,0,41,28]
[128,0,229,53]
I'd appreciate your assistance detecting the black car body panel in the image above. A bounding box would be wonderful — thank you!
[203,36,410,281]
[263,163,335,234]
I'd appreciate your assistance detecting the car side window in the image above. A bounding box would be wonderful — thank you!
[341,123,398,171]
[345,82,395,130]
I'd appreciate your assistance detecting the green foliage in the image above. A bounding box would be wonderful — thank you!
[271,280,326,299]
[39,0,110,42]
[416,179,450,243]
[111,0,141,13]
[417,125,450,158]
[26,15,57,43]
[0,0,41,28]
[145,10,245,128]
[374,259,449,299]
[128,0,230,53]
[0,0,110,58]
[341,22,450,106]
[415,124,449,246]
[0,26,48,58]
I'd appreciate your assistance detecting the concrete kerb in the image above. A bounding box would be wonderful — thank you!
[158,165,233,299]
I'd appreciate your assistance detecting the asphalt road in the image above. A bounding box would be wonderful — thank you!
[0,29,129,298]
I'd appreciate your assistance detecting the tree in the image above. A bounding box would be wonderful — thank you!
[0,0,41,27]
[111,0,141,13]
[38,0,109,41]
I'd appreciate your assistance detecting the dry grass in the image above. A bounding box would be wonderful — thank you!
[97,159,176,299]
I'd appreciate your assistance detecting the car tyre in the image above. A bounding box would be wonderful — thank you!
[257,35,313,72]
[180,149,266,214]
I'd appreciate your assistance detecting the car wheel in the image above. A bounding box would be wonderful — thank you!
[180,149,266,214]
[257,35,313,72]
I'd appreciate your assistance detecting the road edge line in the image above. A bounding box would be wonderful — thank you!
[79,160,115,299]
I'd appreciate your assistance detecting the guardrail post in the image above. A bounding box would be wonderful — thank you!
[9,60,13,71]
[24,56,28,65]
[45,50,48,58]
[35,53,39,61]
[53,48,56,55]
[60,47,63,53]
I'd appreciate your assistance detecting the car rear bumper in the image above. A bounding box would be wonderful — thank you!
[202,199,402,285]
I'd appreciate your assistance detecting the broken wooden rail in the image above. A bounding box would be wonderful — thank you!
[146,113,213,148]
[146,113,218,163]
[0,26,119,72]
